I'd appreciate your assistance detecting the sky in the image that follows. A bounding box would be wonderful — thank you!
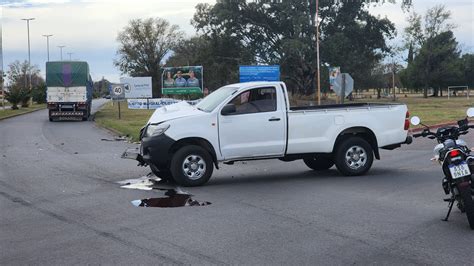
[0,0,473,84]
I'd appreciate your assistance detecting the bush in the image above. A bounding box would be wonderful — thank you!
[5,87,29,109]
[32,83,47,104]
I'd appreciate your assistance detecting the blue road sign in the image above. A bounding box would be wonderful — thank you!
[239,65,280,83]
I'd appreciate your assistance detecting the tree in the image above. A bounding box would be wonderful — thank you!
[31,83,47,104]
[115,18,182,97]
[93,78,111,98]
[401,5,457,97]
[460,53,474,88]
[403,31,461,96]
[166,35,254,91]
[191,0,396,95]
[5,87,29,109]
[6,60,44,107]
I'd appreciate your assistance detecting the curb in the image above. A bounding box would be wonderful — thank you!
[0,107,47,121]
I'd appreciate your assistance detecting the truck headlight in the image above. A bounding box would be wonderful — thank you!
[146,123,170,137]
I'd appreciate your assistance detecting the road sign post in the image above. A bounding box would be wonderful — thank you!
[331,73,353,104]
[110,83,126,120]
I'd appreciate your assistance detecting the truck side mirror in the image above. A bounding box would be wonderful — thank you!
[221,104,236,115]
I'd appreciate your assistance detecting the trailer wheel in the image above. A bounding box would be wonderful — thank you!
[334,137,374,176]
[170,145,213,187]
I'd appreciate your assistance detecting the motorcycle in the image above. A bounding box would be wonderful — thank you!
[411,108,474,230]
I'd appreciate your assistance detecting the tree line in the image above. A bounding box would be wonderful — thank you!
[115,1,473,99]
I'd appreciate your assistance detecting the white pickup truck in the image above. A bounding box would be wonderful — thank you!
[127,81,412,186]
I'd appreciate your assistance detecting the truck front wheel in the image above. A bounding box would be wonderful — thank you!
[303,156,334,171]
[334,137,374,176]
[170,145,213,187]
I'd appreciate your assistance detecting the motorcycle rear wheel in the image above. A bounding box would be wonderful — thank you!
[459,186,474,230]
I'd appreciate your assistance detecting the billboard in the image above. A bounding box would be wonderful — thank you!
[239,65,280,82]
[127,98,201,109]
[120,76,152,98]
[162,66,203,95]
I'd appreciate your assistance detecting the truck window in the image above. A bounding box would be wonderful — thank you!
[228,87,277,115]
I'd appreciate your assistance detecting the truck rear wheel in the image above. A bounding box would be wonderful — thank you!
[334,137,373,176]
[170,145,213,187]
[303,156,334,171]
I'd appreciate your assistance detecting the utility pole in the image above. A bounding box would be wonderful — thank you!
[42,34,53,62]
[315,0,321,105]
[58,45,65,61]
[22,18,35,106]
[67,52,73,61]
[392,61,396,101]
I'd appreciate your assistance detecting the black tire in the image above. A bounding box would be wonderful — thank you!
[459,186,474,230]
[303,156,334,171]
[170,145,213,187]
[334,137,374,176]
[149,164,174,183]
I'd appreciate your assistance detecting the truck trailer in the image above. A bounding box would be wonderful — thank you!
[46,61,93,121]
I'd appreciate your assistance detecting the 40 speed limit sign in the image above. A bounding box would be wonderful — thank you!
[109,84,125,100]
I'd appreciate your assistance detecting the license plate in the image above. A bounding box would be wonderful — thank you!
[449,162,471,179]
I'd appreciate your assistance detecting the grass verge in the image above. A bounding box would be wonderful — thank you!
[94,101,154,141]
[0,104,46,120]
[354,96,473,127]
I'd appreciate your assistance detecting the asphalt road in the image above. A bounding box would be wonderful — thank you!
[1,101,473,265]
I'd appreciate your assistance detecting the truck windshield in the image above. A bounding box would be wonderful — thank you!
[195,87,238,112]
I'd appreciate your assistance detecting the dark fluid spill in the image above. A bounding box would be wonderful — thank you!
[120,173,211,208]
[131,189,211,208]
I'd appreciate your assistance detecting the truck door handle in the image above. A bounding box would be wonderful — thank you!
[268,117,281,122]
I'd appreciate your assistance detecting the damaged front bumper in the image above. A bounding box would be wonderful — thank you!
[121,147,146,166]
[121,134,176,167]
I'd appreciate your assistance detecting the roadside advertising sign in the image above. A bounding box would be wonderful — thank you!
[162,66,203,95]
[239,65,280,82]
[127,98,201,109]
[120,76,152,98]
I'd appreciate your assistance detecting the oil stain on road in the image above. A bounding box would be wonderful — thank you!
[118,174,211,208]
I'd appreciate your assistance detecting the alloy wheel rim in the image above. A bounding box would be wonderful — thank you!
[182,155,206,180]
[345,146,367,170]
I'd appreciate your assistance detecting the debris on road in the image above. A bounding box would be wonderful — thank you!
[101,136,130,142]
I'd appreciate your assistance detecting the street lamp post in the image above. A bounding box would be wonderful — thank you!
[21,18,35,107]
[67,52,73,61]
[42,34,53,62]
[58,45,65,61]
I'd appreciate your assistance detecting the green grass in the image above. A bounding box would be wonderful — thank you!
[94,95,474,140]
[94,102,154,141]
[353,96,474,127]
[0,104,46,120]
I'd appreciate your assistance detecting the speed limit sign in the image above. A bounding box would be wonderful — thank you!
[113,86,123,95]
[109,84,125,100]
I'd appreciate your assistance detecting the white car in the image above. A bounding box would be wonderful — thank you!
[130,81,412,186]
